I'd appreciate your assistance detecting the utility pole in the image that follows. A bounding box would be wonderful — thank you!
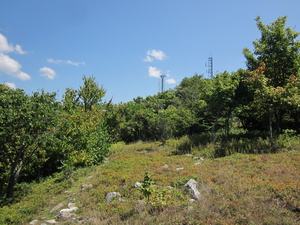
[160,74,166,92]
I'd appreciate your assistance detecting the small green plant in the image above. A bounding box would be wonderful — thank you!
[141,171,154,201]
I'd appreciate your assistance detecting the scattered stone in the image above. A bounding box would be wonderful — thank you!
[187,206,194,211]
[176,167,184,171]
[68,203,76,208]
[194,162,202,166]
[134,182,142,188]
[185,154,193,157]
[50,202,64,213]
[81,184,93,188]
[184,179,201,200]
[105,192,121,203]
[45,219,56,224]
[162,164,169,168]
[29,219,39,225]
[189,199,196,203]
[59,207,78,218]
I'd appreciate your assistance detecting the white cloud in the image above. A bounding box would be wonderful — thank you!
[15,44,27,55]
[48,58,86,66]
[3,82,16,89]
[0,53,31,80]
[0,33,14,53]
[143,55,153,62]
[166,78,176,84]
[40,67,57,79]
[143,49,167,62]
[0,34,30,80]
[16,71,31,80]
[148,66,161,78]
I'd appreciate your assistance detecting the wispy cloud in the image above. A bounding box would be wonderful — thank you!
[3,81,16,89]
[40,67,57,79]
[143,50,167,62]
[148,66,161,78]
[15,44,27,55]
[48,58,86,66]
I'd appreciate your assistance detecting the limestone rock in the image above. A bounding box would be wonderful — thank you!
[45,219,56,224]
[29,220,39,225]
[184,179,201,200]
[50,202,64,213]
[105,192,121,203]
[134,182,142,188]
[176,167,184,171]
[59,207,78,218]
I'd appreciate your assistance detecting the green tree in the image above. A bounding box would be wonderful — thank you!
[57,108,110,168]
[208,71,240,140]
[243,16,300,87]
[243,16,300,134]
[0,85,59,198]
[79,75,106,111]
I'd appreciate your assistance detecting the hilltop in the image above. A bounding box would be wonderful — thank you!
[0,141,299,225]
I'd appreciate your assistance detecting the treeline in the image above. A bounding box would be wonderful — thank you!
[0,16,299,200]
[107,16,300,144]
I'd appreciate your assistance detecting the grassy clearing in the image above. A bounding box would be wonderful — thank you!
[0,140,299,224]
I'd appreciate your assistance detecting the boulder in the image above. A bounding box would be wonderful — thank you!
[105,192,121,203]
[184,179,201,200]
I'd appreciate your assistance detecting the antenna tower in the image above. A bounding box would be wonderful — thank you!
[160,74,166,92]
[207,57,213,78]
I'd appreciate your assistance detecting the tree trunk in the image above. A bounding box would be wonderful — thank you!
[6,160,23,198]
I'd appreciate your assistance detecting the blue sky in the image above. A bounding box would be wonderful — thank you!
[0,0,299,103]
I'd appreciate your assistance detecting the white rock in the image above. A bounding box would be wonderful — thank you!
[59,207,78,218]
[184,179,201,200]
[29,220,39,225]
[176,167,184,171]
[134,182,142,188]
[105,192,121,202]
[45,219,56,224]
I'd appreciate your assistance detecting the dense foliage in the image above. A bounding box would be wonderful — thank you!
[0,76,110,199]
[0,16,299,204]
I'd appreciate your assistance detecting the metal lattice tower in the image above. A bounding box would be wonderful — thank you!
[208,57,213,78]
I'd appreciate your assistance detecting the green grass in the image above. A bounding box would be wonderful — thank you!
[0,140,299,224]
